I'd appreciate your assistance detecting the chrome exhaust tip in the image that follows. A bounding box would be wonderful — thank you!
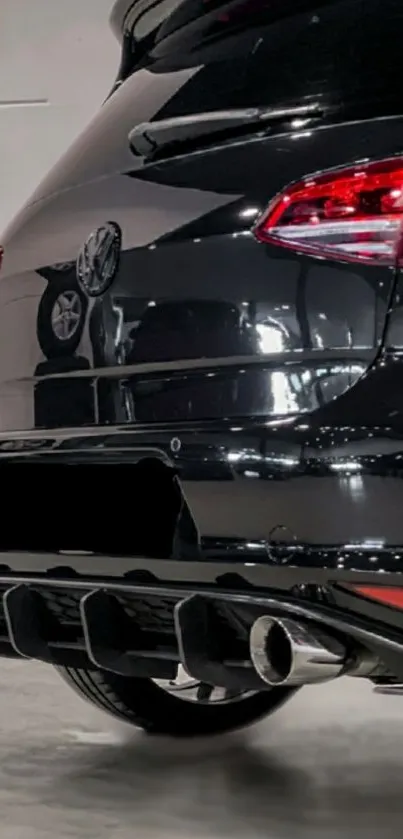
[249,615,345,687]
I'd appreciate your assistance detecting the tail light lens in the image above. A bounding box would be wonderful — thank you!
[0,247,3,271]
[254,156,403,265]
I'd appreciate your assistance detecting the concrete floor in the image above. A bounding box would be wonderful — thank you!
[1,663,403,838]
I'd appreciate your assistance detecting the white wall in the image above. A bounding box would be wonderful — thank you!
[0,0,120,234]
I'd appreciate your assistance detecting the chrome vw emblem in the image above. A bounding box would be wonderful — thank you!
[76,221,121,297]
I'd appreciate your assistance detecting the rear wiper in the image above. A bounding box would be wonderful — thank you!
[128,102,322,161]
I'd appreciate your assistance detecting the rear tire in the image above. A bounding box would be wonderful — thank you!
[57,667,298,737]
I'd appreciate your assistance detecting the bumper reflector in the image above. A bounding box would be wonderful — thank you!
[349,586,403,609]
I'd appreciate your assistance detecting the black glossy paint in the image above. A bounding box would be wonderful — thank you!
[2,0,403,595]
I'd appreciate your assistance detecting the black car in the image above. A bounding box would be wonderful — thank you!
[1,0,403,738]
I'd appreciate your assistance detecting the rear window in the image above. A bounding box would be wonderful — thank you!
[28,0,403,202]
[114,0,403,119]
[115,0,340,84]
[149,0,403,117]
[155,0,338,46]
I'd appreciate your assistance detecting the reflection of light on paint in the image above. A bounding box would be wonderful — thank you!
[265,455,298,467]
[227,449,262,463]
[331,461,362,472]
[363,539,385,548]
[345,473,365,501]
[344,539,385,550]
[255,323,302,414]
[256,323,284,353]
[291,131,312,140]
[240,207,260,219]
[314,330,324,349]
[291,118,311,129]
[265,416,295,427]
[228,450,242,463]
[112,304,124,347]
[271,371,298,414]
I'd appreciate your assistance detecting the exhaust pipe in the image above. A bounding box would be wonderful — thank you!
[249,615,346,687]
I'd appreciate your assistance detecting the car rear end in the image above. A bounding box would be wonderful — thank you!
[1,0,403,692]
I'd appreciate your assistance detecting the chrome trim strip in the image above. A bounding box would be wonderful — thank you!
[13,348,373,383]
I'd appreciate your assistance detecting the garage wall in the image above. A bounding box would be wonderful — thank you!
[0,0,120,234]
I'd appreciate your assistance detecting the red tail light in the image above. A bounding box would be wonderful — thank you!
[348,585,403,609]
[254,156,403,265]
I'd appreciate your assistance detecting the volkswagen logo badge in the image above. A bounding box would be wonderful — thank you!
[76,221,122,297]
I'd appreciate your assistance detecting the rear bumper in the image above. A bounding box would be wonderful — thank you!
[0,417,403,682]
[1,562,403,685]
[1,415,403,551]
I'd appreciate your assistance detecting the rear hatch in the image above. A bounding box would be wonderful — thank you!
[2,0,403,434]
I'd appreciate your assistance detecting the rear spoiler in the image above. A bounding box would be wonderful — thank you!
[109,0,136,42]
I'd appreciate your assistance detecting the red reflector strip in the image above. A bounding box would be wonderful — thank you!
[350,585,403,609]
